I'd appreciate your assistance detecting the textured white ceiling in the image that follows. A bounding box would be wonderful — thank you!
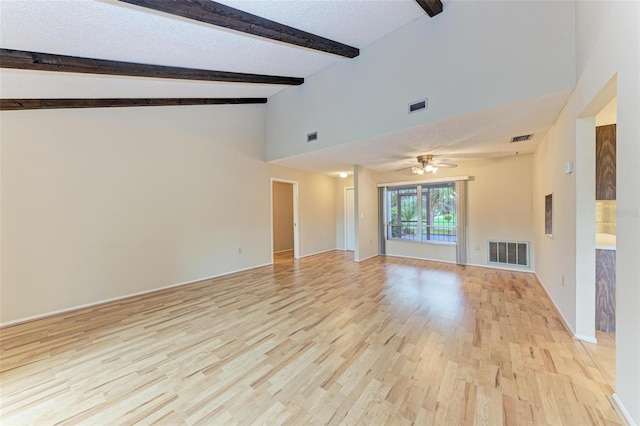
[0,0,569,175]
[0,0,424,98]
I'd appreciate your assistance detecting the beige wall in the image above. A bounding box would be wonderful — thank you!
[595,97,617,127]
[267,165,337,259]
[533,1,639,421]
[272,181,294,253]
[378,154,535,269]
[0,105,337,324]
[595,200,616,235]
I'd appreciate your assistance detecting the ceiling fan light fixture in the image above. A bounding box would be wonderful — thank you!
[404,154,456,175]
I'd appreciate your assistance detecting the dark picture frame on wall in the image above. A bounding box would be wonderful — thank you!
[545,193,553,237]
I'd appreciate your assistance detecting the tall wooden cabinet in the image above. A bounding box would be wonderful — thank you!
[595,124,616,200]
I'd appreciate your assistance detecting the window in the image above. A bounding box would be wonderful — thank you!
[387,182,456,243]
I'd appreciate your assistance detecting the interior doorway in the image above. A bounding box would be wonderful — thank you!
[271,178,299,263]
[345,187,355,251]
[575,76,617,392]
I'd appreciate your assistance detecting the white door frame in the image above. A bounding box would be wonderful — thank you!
[344,187,355,251]
[270,178,300,263]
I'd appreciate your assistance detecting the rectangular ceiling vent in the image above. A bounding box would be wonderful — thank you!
[307,131,318,143]
[408,98,428,114]
[487,240,530,268]
[511,134,533,143]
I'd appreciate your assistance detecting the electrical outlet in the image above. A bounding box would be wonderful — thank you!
[238,248,242,254]
[475,244,480,251]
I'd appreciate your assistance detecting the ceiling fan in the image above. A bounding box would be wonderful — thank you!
[399,154,458,175]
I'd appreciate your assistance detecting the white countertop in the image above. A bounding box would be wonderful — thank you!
[596,233,616,250]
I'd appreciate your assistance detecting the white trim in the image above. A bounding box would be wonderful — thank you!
[299,248,337,259]
[270,178,300,262]
[344,186,355,252]
[612,394,637,426]
[387,238,456,247]
[377,175,470,188]
[355,253,379,263]
[382,255,534,272]
[0,263,271,328]
[274,249,294,254]
[384,254,456,264]
[535,272,577,337]
[575,334,598,344]
[467,262,534,274]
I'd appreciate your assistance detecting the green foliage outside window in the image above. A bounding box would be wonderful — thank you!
[388,183,457,242]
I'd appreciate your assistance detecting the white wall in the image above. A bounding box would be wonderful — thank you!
[354,166,379,262]
[533,1,640,422]
[335,175,354,250]
[0,105,337,324]
[379,154,534,269]
[266,0,574,161]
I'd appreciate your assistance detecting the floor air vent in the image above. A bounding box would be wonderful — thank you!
[487,240,529,267]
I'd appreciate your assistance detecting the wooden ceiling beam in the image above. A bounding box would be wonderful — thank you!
[0,48,303,85]
[0,98,267,111]
[118,0,359,58]
[414,0,443,17]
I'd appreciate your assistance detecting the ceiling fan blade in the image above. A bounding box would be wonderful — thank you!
[394,166,414,172]
[432,162,458,168]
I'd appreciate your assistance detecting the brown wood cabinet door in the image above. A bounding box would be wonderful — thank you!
[595,249,616,333]
[595,124,616,200]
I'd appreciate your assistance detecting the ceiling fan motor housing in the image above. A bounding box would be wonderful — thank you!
[417,154,433,165]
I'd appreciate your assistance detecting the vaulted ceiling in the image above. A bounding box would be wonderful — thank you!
[1,0,573,175]
[0,0,432,102]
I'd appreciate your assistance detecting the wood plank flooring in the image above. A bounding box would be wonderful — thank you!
[0,251,621,425]
[582,331,616,391]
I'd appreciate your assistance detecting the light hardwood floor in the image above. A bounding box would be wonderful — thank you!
[0,251,621,425]
[582,331,616,391]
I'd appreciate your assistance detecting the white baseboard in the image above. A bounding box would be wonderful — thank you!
[383,256,535,272]
[0,262,271,328]
[355,253,379,262]
[613,394,637,426]
[383,254,456,264]
[534,272,577,337]
[466,262,535,274]
[575,333,598,344]
[299,248,338,259]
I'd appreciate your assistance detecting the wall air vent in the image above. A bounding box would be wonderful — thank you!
[487,240,530,267]
[307,131,318,143]
[408,98,428,114]
[511,134,533,143]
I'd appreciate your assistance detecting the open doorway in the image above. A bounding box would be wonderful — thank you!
[576,77,616,391]
[271,178,299,263]
[589,96,617,390]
